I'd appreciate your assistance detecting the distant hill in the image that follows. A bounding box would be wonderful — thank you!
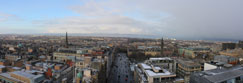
[0,33,241,42]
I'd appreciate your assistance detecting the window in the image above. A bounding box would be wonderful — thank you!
[220,81,227,83]
[153,78,160,82]
[236,77,240,81]
[165,77,169,80]
[161,78,165,81]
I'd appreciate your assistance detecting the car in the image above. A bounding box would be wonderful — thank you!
[125,78,128,81]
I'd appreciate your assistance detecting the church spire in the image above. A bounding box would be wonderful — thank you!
[66,32,69,48]
[161,37,164,56]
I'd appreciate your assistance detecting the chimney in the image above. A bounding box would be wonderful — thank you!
[26,64,32,70]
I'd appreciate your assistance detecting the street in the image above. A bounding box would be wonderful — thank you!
[108,53,133,83]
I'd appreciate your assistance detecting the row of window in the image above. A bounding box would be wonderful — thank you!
[0,79,13,83]
[153,77,176,82]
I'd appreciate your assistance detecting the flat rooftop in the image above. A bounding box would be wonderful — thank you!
[149,57,172,61]
[12,71,36,79]
[193,66,243,83]
[140,63,152,69]
[145,69,173,77]
[177,59,201,67]
[0,71,44,83]
[139,63,176,77]
[0,65,5,69]
[0,73,20,82]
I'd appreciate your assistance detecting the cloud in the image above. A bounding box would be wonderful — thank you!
[98,0,243,39]
[0,12,21,22]
[43,16,157,35]
[69,1,116,17]
[0,12,42,34]
[37,0,243,39]
[39,1,163,35]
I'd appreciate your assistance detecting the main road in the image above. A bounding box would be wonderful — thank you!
[108,53,133,83]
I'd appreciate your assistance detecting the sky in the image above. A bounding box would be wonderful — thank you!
[0,0,243,40]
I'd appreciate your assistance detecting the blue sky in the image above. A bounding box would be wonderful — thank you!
[0,0,81,17]
[0,0,80,23]
[0,0,82,33]
[0,0,243,40]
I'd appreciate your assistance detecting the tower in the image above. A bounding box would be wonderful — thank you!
[66,32,69,48]
[161,38,164,56]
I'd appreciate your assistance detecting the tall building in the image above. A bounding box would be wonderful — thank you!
[146,57,176,72]
[161,38,164,56]
[176,59,202,83]
[239,41,243,44]
[178,47,211,58]
[238,40,243,49]
[144,46,161,56]
[133,57,185,83]
[0,71,45,83]
[134,63,176,83]
[222,43,236,50]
